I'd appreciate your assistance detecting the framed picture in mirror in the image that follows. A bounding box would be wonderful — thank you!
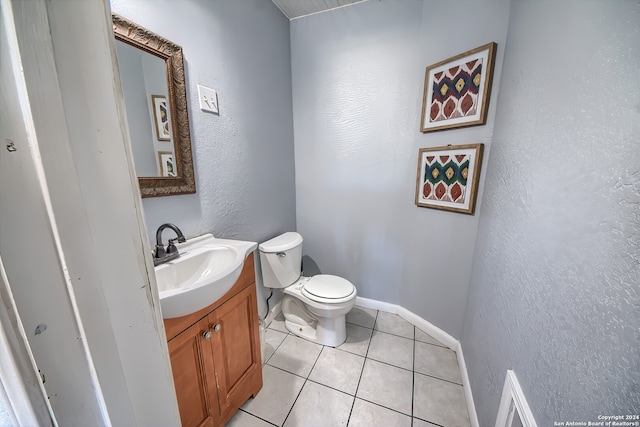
[151,95,171,141]
[158,151,176,177]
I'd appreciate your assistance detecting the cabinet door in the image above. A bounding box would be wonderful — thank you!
[167,317,220,427]
[209,284,262,420]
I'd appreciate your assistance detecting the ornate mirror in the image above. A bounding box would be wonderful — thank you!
[112,14,195,197]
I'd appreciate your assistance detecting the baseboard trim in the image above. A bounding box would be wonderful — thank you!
[456,342,480,427]
[355,296,478,427]
[396,306,457,351]
[355,296,398,314]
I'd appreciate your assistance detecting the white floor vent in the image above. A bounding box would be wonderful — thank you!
[495,370,538,427]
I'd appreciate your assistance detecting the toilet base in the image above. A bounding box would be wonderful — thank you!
[281,293,350,347]
[284,315,347,347]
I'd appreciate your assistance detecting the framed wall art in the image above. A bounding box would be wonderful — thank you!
[415,143,484,214]
[420,42,496,132]
[151,94,171,141]
[157,151,177,177]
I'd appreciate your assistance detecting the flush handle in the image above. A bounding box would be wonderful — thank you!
[276,252,286,257]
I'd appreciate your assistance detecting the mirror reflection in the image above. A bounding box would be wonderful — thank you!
[115,40,176,177]
[112,14,196,197]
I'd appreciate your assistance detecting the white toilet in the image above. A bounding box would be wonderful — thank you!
[259,232,357,347]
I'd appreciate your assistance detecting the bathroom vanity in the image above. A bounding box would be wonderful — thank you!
[163,253,262,426]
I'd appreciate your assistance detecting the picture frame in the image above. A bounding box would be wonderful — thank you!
[420,42,497,132]
[157,151,177,177]
[415,143,484,214]
[151,95,171,141]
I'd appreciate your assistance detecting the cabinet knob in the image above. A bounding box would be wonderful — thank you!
[212,324,221,331]
[202,331,212,339]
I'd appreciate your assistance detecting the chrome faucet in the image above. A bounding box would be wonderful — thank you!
[154,223,186,266]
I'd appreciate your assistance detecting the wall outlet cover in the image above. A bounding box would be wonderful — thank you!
[198,84,218,114]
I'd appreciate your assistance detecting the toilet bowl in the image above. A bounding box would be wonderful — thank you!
[259,232,356,347]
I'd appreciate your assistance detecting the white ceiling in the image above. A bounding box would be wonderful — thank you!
[271,0,366,19]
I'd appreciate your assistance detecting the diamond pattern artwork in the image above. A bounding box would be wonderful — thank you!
[415,144,484,215]
[429,60,483,123]
[422,154,470,204]
[420,43,496,132]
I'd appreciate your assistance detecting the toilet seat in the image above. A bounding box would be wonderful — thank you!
[301,274,355,303]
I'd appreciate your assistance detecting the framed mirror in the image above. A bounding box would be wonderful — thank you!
[112,14,196,197]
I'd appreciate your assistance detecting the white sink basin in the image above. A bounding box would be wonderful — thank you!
[154,234,257,319]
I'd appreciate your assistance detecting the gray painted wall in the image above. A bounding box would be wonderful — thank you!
[291,0,509,337]
[110,0,295,242]
[110,0,296,316]
[461,0,640,425]
[104,0,639,421]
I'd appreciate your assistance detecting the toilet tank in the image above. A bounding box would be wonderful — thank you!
[258,232,303,289]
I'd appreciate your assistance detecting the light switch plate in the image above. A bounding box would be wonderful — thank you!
[198,84,218,114]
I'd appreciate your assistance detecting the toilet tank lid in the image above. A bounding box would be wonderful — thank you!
[259,232,303,253]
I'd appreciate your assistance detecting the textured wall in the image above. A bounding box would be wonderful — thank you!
[110,0,296,246]
[461,0,640,425]
[110,0,296,316]
[291,0,509,337]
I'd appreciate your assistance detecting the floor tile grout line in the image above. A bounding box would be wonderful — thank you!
[304,377,358,398]
[256,369,456,426]
[413,413,446,427]
[345,320,375,329]
[279,343,325,427]
[279,379,306,427]
[345,308,379,427]
[364,354,417,373]
[354,396,414,419]
[415,339,449,349]
[242,381,414,424]
[332,344,367,358]
[367,328,416,372]
[262,330,290,366]
[366,354,413,372]
[414,370,464,387]
[277,319,442,348]
[372,328,415,342]
[237,408,280,427]
[373,326,415,341]
[348,320,448,348]
[411,325,416,424]
[264,363,308,381]
[252,311,466,427]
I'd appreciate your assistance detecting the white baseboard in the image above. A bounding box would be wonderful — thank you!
[396,306,457,351]
[355,296,398,314]
[456,342,480,427]
[355,296,478,427]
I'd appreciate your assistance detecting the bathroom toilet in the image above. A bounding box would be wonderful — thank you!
[259,232,357,347]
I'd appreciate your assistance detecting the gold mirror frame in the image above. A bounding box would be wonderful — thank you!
[112,14,196,197]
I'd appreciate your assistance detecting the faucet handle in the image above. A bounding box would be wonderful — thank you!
[166,241,178,255]
[154,244,166,259]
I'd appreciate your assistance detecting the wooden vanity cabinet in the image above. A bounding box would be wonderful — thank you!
[164,253,262,427]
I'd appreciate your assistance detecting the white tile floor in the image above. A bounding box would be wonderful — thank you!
[227,306,470,427]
